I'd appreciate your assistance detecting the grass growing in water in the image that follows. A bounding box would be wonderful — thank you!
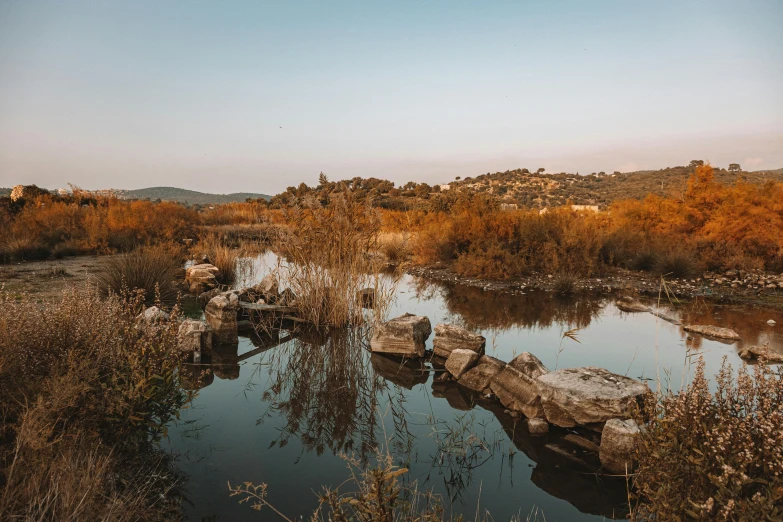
[272,190,398,328]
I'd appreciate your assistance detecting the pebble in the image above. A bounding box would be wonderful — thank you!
[769,320,777,326]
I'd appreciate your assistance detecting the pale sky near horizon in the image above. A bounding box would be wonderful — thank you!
[0,1,781,194]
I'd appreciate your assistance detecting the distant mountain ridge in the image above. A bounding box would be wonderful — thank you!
[118,186,269,205]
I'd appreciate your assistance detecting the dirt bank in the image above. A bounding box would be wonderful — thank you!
[406,264,783,309]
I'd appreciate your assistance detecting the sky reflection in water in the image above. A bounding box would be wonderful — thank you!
[166,262,783,521]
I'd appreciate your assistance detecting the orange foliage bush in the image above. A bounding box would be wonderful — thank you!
[0,194,200,260]
[409,194,610,279]
[611,165,783,271]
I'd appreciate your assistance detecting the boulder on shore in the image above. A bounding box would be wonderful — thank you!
[432,323,486,359]
[739,343,783,363]
[536,367,649,428]
[370,313,432,358]
[458,355,505,393]
[186,263,220,294]
[600,418,641,474]
[490,352,549,419]
[445,348,481,379]
[134,306,170,334]
[683,324,741,341]
[205,291,239,346]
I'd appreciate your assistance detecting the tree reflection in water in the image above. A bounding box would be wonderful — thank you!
[257,327,412,460]
[410,278,607,331]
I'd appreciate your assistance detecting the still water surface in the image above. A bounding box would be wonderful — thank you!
[166,258,783,521]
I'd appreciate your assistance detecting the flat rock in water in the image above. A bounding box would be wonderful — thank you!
[536,367,650,427]
[615,297,650,313]
[458,355,505,392]
[445,348,481,379]
[432,323,486,359]
[370,313,432,358]
[490,352,549,419]
[186,264,220,294]
[683,324,741,341]
[739,343,783,363]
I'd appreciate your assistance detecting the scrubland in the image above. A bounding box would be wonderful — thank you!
[2,164,783,520]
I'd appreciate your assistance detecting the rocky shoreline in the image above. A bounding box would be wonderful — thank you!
[405,264,783,308]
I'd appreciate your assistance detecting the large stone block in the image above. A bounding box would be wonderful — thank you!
[205,291,239,346]
[445,348,481,379]
[432,323,486,359]
[458,355,505,393]
[370,313,432,358]
[536,367,649,427]
[178,319,213,356]
[600,418,641,474]
[186,263,220,294]
[490,352,548,418]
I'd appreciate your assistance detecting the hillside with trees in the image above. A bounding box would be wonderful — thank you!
[446,162,783,209]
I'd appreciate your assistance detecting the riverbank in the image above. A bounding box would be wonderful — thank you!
[406,263,783,309]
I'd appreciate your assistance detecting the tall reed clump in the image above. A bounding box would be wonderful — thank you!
[197,233,244,286]
[633,357,783,520]
[273,190,398,328]
[0,286,193,521]
[97,243,183,305]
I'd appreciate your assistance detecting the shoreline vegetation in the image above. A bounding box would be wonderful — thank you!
[2,162,783,520]
[2,163,783,307]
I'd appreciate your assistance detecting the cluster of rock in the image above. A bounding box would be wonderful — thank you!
[703,269,783,290]
[370,314,650,474]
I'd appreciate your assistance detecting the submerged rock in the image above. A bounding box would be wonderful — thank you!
[445,348,480,379]
[432,323,486,359]
[186,263,220,294]
[683,324,741,341]
[536,367,649,428]
[205,291,239,346]
[599,418,641,474]
[739,343,783,363]
[615,296,650,313]
[490,352,549,419]
[370,313,432,358]
[458,355,505,393]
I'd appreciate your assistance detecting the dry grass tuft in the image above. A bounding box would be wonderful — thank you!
[197,234,244,285]
[97,243,183,304]
[271,192,398,328]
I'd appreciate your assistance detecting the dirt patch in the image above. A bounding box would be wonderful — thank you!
[0,256,108,298]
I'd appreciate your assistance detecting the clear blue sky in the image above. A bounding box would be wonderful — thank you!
[0,0,781,194]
